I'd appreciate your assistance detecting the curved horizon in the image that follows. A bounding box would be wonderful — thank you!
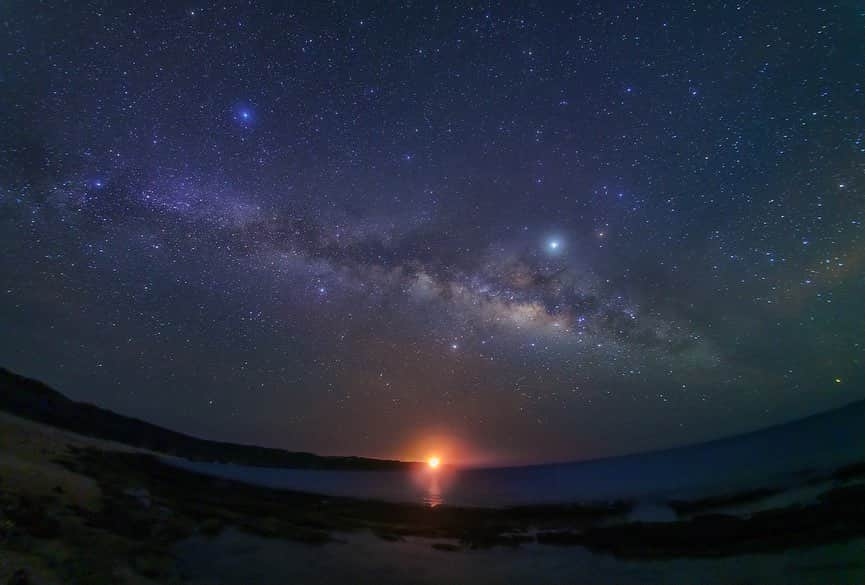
[5,365,862,471]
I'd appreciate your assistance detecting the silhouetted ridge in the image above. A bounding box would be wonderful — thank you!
[0,368,410,470]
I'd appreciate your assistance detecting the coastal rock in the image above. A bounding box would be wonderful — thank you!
[123,487,152,509]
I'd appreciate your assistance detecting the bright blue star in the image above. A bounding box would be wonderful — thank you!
[233,105,255,126]
[546,238,562,253]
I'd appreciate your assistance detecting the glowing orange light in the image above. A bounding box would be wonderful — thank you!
[427,456,440,469]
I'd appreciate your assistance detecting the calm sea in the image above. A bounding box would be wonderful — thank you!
[167,398,865,507]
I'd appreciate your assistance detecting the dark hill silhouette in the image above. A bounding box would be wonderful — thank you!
[0,367,411,470]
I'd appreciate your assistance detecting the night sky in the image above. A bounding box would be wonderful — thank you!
[1,1,863,465]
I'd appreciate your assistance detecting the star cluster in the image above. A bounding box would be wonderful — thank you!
[1,1,863,464]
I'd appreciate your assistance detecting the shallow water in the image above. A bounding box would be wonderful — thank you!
[176,528,865,585]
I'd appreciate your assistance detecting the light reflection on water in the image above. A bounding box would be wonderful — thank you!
[166,401,865,508]
[424,475,443,507]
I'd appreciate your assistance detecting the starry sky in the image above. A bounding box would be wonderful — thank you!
[1,1,863,465]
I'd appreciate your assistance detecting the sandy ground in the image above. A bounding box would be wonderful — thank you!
[0,413,161,585]
[0,412,104,511]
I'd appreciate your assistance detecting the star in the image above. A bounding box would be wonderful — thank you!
[234,105,255,126]
[2,0,860,469]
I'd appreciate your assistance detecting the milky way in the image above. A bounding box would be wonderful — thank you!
[1,1,863,464]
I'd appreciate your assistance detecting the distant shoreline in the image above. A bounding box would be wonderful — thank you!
[0,367,414,471]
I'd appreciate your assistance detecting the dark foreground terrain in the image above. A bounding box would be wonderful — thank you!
[3,369,865,583]
[2,412,865,583]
